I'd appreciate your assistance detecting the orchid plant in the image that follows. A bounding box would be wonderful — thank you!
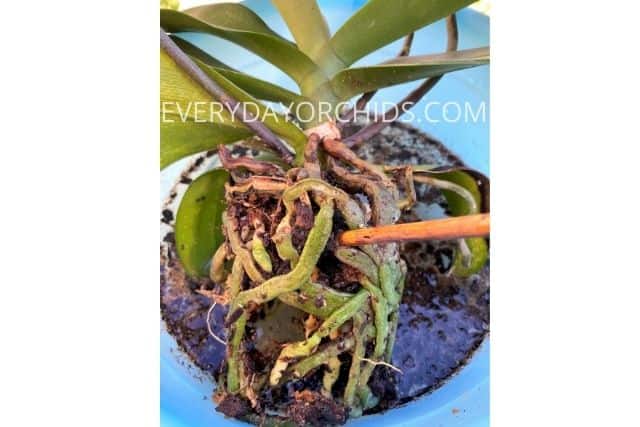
[161,1,489,424]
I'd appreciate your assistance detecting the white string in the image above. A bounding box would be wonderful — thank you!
[359,357,403,374]
[206,302,227,346]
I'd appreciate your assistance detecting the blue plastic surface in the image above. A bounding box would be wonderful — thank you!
[161,1,489,425]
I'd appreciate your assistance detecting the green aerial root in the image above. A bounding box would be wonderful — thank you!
[273,178,364,265]
[291,336,355,378]
[224,212,265,284]
[358,278,389,358]
[209,242,228,284]
[277,281,355,319]
[322,356,342,397]
[335,247,379,285]
[290,324,375,378]
[226,312,247,393]
[343,312,366,408]
[274,230,299,267]
[250,234,273,273]
[232,201,335,309]
[379,262,403,308]
[269,290,369,385]
[225,257,246,394]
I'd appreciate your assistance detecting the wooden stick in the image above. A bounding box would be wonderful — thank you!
[338,213,489,246]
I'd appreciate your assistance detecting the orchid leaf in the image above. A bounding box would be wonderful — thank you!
[160,47,306,168]
[161,49,239,124]
[272,0,330,58]
[451,236,487,277]
[160,0,179,10]
[414,166,489,277]
[192,57,307,162]
[161,48,252,168]
[175,169,229,278]
[160,116,251,169]
[170,35,232,69]
[432,170,483,216]
[437,171,487,277]
[161,5,325,90]
[421,166,490,214]
[214,68,307,105]
[330,47,489,101]
[171,36,308,105]
[330,0,476,67]
[272,0,343,73]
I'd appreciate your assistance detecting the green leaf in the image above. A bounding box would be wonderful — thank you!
[175,169,230,278]
[415,166,489,277]
[192,57,308,163]
[160,0,179,10]
[272,0,344,73]
[161,49,240,125]
[171,36,308,105]
[160,116,251,169]
[330,0,476,67]
[160,47,306,167]
[433,170,483,216]
[161,48,255,168]
[161,5,326,91]
[272,0,329,57]
[170,35,232,69]
[329,47,489,101]
[453,237,488,277]
[215,69,306,106]
[419,166,490,214]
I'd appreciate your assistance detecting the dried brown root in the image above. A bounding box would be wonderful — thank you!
[218,145,285,176]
